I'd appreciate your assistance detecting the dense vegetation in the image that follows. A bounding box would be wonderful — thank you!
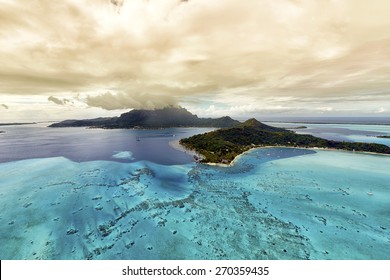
[49,107,240,128]
[180,119,390,164]
[49,117,117,127]
[110,107,239,128]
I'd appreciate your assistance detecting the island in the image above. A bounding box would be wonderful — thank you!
[0,122,36,126]
[180,119,390,164]
[290,126,307,129]
[49,106,240,129]
[49,107,390,164]
[377,135,390,139]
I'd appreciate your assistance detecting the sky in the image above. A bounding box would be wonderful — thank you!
[1,0,390,122]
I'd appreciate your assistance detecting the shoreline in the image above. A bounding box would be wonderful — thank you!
[203,147,262,168]
[173,144,390,168]
[168,140,204,160]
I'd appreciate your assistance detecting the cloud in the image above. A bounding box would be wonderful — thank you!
[377,107,388,114]
[48,96,71,105]
[110,0,124,7]
[86,91,177,110]
[48,96,64,105]
[109,0,125,13]
[1,104,8,109]
[0,0,390,117]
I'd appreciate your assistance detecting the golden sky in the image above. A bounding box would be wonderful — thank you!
[1,0,390,121]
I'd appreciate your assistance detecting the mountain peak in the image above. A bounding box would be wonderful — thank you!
[239,118,287,132]
[241,118,263,127]
[50,106,240,128]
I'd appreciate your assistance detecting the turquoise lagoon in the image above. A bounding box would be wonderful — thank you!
[0,125,389,260]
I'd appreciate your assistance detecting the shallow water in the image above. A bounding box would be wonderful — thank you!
[0,141,389,259]
[264,122,390,146]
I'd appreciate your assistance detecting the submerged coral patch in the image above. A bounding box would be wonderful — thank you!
[0,148,389,260]
[112,151,135,160]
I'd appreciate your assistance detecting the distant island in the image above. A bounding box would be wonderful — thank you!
[0,122,36,126]
[273,125,307,130]
[180,119,390,164]
[377,135,390,139]
[49,106,240,129]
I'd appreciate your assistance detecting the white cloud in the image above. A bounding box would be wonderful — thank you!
[377,107,388,114]
[0,0,390,120]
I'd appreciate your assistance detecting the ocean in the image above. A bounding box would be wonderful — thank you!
[0,122,389,259]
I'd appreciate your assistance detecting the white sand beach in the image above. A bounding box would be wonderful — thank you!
[168,139,204,160]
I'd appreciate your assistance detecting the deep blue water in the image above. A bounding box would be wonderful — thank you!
[0,125,213,164]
